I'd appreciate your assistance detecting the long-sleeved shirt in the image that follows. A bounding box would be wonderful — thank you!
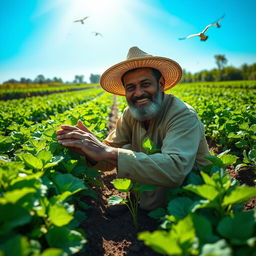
[93,93,210,210]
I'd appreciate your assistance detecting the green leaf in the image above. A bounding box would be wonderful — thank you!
[217,211,255,244]
[62,160,78,172]
[41,248,66,256]
[0,235,30,256]
[44,155,64,169]
[191,199,219,212]
[52,191,75,203]
[112,178,132,192]
[200,171,216,186]
[138,230,182,255]
[184,171,203,185]
[2,188,36,203]
[0,136,14,154]
[250,124,256,132]
[235,163,248,171]
[243,150,250,163]
[219,154,238,165]
[184,184,219,200]
[0,204,31,233]
[200,239,232,256]
[222,186,256,206]
[37,149,52,165]
[192,214,219,243]
[239,122,249,130]
[204,155,224,167]
[167,197,194,218]
[235,140,248,148]
[142,137,160,154]
[148,208,167,220]
[108,195,125,205]
[53,173,87,193]
[49,204,74,227]
[46,227,86,254]
[43,128,56,138]
[171,215,196,245]
[248,149,256,163]
[22,153,43,170]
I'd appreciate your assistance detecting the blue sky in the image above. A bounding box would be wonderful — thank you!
[0,0,255,83]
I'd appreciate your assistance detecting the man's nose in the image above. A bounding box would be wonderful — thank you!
[134,86,143,97]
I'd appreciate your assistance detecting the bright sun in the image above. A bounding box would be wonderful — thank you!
[72,0,126,21]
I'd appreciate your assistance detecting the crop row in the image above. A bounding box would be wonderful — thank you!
[0,84,99,100]
[180,80,256,89]
[169,84,256,169]
[0,92,113,255]
[0,88,104,135]
[138,154,256,256]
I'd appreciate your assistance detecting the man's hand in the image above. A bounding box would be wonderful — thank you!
[56,120,118,165]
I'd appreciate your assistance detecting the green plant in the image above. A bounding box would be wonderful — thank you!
[138,153,256,255]
[108,178,155,229]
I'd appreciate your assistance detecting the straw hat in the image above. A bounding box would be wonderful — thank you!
[100,46,182,96]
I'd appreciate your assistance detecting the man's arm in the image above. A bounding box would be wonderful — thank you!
[116,114,207,187]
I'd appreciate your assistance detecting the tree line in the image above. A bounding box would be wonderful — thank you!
[2,55,256,85]
[2,74,100,85]
[181,55,256,83]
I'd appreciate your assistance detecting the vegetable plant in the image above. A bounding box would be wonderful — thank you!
[108,178,155,229]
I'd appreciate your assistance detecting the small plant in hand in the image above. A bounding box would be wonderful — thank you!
[108,178,155,229]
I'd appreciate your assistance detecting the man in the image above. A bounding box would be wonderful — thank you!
[57,46,210,211]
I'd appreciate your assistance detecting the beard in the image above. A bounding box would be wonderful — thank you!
[127,89,163,121]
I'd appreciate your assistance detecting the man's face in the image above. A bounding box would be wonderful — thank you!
[122,68,164,121]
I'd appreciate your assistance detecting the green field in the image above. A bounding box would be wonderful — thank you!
[0,81,255,256]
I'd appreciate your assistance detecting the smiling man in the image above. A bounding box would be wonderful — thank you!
[57,46,210,211]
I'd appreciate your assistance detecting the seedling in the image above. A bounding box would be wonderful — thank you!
[108,179,155,229]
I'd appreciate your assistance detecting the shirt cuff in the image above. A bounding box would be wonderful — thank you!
[117,148,137,178]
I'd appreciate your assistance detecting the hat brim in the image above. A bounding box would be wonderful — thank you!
[100,56,182,96]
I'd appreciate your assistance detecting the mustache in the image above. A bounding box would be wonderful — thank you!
[131,94,152,104]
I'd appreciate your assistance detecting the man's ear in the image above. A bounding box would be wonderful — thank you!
[159,76,165,91]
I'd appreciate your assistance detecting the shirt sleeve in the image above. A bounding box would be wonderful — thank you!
[117,112,203,187]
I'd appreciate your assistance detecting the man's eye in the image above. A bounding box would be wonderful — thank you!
[142,83,150,87]
[126,86,134,92]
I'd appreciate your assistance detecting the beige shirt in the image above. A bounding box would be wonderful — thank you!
[93,93,210,210]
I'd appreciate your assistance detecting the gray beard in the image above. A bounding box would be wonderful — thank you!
[128,91,163,121]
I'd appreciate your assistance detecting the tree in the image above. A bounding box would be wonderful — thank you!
[214,55,228,81]
[214,55,228,70]
[74,75,84,84]
[222,67,243,80]
[89,73,100,84]
[35,74,46,84]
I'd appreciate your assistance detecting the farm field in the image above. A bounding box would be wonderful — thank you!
[0,81,255,256]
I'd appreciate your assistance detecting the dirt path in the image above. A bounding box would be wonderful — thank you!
[79,96,255,256]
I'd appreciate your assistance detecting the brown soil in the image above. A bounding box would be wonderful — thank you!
[78,97,256,256]
[80,169,162,256]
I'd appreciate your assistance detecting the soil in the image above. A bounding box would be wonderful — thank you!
[78,96,256,256]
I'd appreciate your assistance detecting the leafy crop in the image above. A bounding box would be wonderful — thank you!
[138,153,256,255]
[0,90,113,255]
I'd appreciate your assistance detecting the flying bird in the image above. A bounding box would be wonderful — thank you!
[212,14,225,28]
[92,32,103,37]
[74,16,89,24]
[179,15,225,41]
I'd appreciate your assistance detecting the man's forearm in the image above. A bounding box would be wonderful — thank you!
[103,147,118,167]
